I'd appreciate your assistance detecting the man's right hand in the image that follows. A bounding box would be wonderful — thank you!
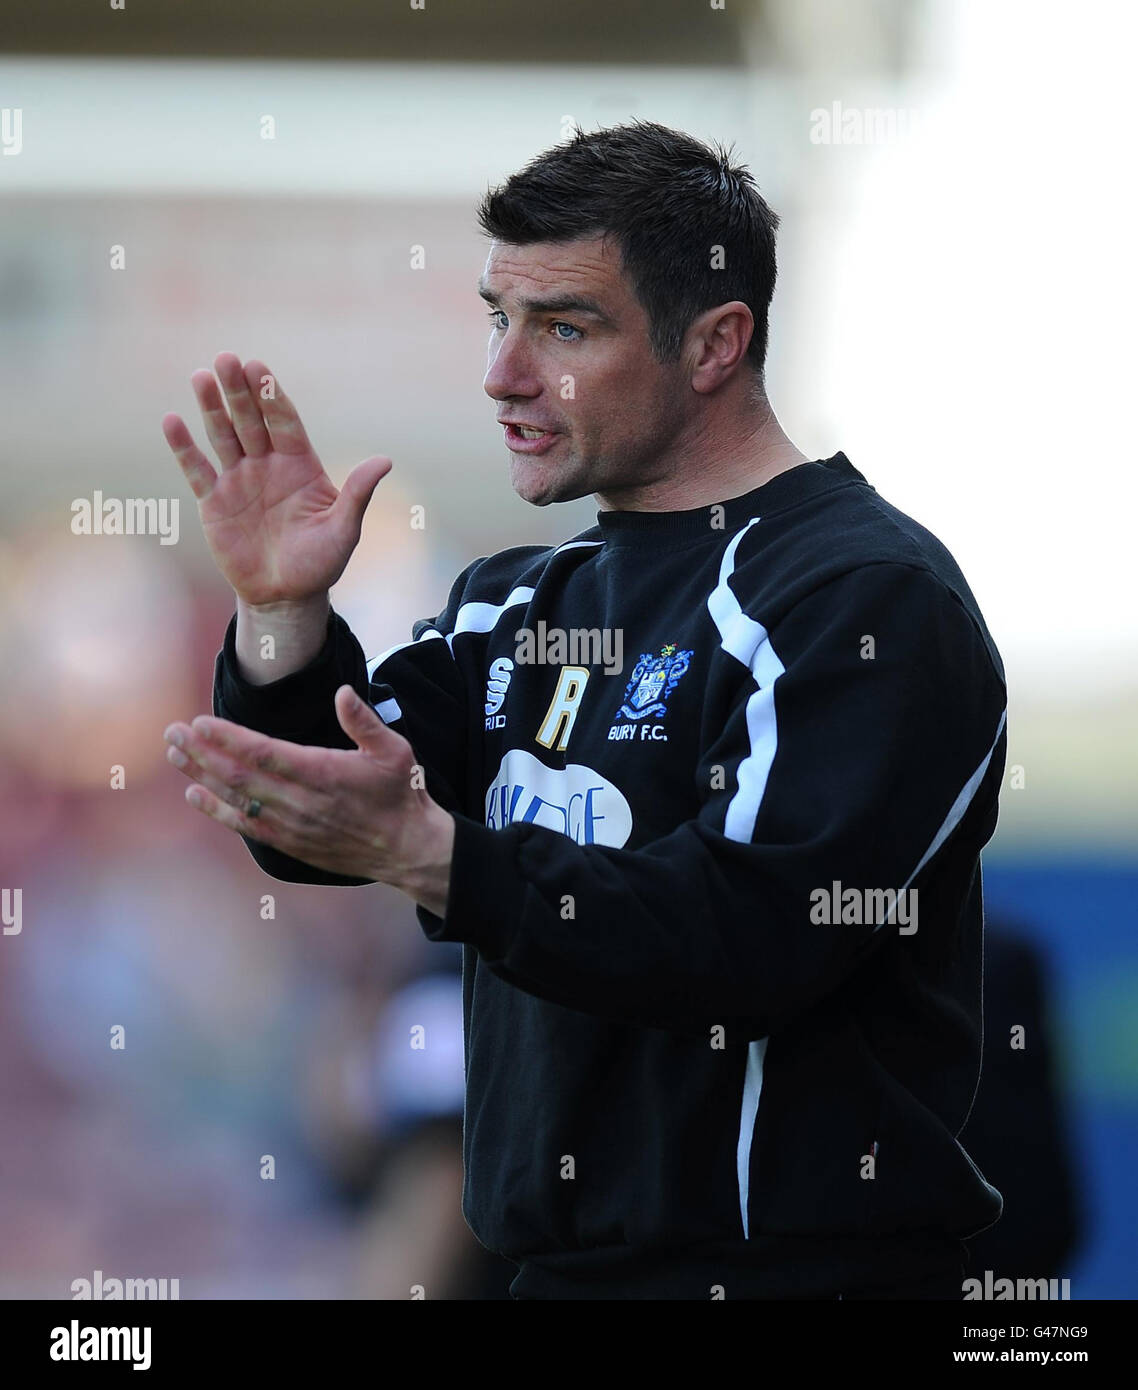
[162,353,391,607]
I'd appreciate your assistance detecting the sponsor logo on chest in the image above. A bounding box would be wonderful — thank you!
[484,748,632,846]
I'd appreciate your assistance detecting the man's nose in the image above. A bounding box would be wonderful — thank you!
[483,331,541,402]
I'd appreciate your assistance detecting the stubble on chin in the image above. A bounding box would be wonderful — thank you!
[510,445,593,507]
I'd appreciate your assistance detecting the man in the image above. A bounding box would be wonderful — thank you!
[161,121,1007,1300]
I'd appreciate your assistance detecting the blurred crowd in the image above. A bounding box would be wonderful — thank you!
[0,526,513,1298]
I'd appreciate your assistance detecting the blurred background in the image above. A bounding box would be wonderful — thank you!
[1,0,1134,1298]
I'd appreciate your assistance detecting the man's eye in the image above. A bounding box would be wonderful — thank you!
[487,310,507,330]
[552,321,583,341]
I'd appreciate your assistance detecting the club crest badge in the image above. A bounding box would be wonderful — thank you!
[614,643,693,722]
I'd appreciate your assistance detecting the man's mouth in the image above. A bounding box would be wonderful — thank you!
[501,421,555,437]
[502,422,561,455]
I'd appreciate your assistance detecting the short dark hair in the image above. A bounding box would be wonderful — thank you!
[477,120,780,382]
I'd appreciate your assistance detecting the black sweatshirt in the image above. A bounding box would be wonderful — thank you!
[214,453,1008,1299]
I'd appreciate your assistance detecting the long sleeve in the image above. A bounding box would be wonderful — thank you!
[418,561,1008,1036]
[213,606,374,884]
[212,563,478,884]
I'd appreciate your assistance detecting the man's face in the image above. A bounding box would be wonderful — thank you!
[479,235,690,507]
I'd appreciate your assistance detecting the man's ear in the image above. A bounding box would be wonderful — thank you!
[688,300,755,393]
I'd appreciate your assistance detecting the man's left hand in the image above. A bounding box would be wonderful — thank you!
[162,685,454,916]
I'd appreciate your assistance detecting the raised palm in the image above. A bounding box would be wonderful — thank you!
[162,353,390,606]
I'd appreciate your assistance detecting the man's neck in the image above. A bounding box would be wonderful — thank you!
[594,396,810,513]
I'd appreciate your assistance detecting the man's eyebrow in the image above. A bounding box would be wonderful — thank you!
[477,281,614,324]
